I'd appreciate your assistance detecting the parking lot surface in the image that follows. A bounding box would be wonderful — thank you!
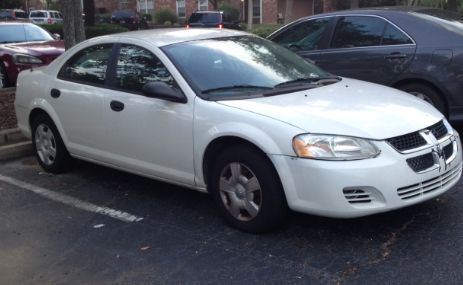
[1,155,463,285]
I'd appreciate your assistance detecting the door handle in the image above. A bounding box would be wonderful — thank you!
[385,53,407,60]
[110,100,124,112]
[50,88,60,98]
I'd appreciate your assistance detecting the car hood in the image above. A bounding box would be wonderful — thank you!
[217,78,444,140]
[1,40,64,56]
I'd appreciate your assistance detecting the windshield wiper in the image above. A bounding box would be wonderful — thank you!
[202,84,273,94]
[275,75,341,88]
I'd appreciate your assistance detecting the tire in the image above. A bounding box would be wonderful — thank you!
[0,63,9,88]
[31,113,73,174]
[398,83,447,115]
[209,145,289,233]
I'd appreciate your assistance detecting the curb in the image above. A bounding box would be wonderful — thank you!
[0,128,33,161]
[0,141,33,161]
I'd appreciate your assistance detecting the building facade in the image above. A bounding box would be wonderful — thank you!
[93,0,333,24]
[20,0,335,24]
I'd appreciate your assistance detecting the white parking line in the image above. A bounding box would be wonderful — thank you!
[0,174,144,223]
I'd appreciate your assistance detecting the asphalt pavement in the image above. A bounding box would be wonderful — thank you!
[0,153,463,284]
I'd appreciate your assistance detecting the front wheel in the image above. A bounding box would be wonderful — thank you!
[209,145,288,233]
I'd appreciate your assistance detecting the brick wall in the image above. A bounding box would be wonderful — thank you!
[155,0,177,13]
[262,0,277,24]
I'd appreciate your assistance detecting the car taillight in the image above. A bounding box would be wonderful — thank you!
[218,24,223,29]
[186,24,190,28]
[48,18,52,24]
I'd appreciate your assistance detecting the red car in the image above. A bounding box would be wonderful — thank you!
[0,22,64,88]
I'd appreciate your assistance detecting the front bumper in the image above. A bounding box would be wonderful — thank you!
[270,131,462,218]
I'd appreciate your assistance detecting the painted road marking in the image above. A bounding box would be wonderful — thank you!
[0,174,144,223]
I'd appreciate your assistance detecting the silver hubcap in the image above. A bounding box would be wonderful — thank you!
[410,91,434,106]
[219,162,262,221]
[0,68,5,88]
[35,124,57,166]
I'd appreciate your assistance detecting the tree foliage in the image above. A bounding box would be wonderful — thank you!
[0,0,22,9]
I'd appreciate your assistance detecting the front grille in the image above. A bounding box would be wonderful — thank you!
[387,132,427,152]
[406,153,435,172]
[443,143,453,159]
[397,164,462,200]
[429,120,448,140]
[343,189,372,204]
[386,120,449,152]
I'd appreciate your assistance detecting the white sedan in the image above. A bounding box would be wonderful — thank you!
[15,28,462,233]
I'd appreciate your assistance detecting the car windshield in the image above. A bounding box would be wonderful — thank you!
[163,36,332,100]
[189,13,221,24]
[0,24,53,43]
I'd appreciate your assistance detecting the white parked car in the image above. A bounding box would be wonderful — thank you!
[14,29,462,232]
[29,10,63,24]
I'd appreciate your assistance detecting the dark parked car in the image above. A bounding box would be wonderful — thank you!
[268,7,463,122]
[0,22,64,88]
[111,9,145,30]
[187,11,240,29]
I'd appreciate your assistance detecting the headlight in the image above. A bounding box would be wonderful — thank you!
[292,134,380,160]
[13,54,43,65]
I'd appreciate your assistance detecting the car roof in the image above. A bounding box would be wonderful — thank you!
[192,10,223,14]
[112,28,249,47]
[304,6,448,18]
[0,21,34,26]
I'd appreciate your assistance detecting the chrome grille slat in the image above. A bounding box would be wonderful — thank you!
[397,164,462,200]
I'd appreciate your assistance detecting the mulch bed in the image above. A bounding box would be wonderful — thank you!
[0,89,17,130]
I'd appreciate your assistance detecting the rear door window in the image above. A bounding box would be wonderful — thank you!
[58,44,113,86]
[331,16,386,48]
[382,24,413,45]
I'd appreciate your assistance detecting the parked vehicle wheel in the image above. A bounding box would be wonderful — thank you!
[209,145,288,233]
[0,63,9,88]
[31,114,72,173]
[398,83,446,115]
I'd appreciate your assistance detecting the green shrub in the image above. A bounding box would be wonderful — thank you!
[40,23,128,40]
[85,24,128,38]
[247,24,282,38]
[154,9,177,25]
[220,3,240,22]
[141,13,152,21]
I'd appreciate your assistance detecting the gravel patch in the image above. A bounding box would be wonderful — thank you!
[0,89,17,130]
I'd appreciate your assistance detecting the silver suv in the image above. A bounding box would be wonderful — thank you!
[29,10,63,24]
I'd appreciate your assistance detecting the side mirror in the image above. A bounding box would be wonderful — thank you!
[142,81,187,103]
[53,33,61,40]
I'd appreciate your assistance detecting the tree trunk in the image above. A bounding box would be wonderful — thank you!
[62,0,85,49]
[284,0,293,24]
[247,0,253,29]
[83,0,95,26]
[323,0,336,12]
[447,0,458,12]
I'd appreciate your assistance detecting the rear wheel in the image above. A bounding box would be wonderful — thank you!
[31,114,73,173]
[209,145,288,233]
[398,83,446,115]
